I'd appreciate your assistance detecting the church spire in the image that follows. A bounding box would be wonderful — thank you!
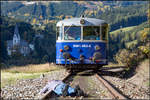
[13,24,20,45]
[14,24,20,38]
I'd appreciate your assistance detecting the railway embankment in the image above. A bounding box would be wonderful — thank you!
[103,59,149,99]
[1,67,69,99]
[1,59,149,99]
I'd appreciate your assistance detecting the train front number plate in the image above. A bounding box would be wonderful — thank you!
[73,44,91,48]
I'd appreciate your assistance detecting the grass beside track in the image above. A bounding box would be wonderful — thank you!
[2,63,60,73]
[110,26,136,34]
[0,62,133,88]
[1,63,63,88]
[103,63,125,68]
[1,72,42,88]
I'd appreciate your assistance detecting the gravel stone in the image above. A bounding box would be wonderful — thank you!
[1,69,68,99]
[103,76,150,99]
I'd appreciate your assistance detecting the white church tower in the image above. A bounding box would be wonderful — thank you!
[13,24,20,46]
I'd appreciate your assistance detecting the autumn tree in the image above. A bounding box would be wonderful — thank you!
[115,49,140,67]
[32,18,36,24]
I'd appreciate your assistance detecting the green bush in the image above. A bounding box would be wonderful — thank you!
[115,49,139,67]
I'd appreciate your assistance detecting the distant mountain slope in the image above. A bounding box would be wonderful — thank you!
[1,1,148,31]
[94,3,148,31]
[1,1,147,18]
[110,26,137,34]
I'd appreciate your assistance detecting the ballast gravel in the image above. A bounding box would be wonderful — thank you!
[1,68,149,99]
[103,76,149,99]
[1,69,68,99]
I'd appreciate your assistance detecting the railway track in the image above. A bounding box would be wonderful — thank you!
[39,68,128,99]
[95,73,127,99]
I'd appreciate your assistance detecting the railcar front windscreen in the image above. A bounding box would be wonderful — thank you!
[83,26,100,40]
[64,26,81,40]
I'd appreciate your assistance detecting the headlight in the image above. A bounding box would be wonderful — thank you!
[95,45,101,50]
[64,45,69,51]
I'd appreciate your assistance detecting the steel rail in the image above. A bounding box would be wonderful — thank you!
[95,74,127,99]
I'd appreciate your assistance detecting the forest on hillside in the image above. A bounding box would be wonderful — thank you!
[1,1,148,31]
[0,1,149,67]
[109,21,150,65]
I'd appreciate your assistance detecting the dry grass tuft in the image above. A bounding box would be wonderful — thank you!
[136,59,149,74]
[2,63,62,73]
[1,63,64,88]
[1,72,42,88]
[104,62,125,68]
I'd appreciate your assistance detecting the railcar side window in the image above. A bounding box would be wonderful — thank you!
[83,26,100,40]
[101,25,108,40]
[64,26,81,40]
[56,27,63,40]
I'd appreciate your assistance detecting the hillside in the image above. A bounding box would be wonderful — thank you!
[95,3,148,31]
[109,21,150,62]
[1,1,148,31]
[110,26,136,34]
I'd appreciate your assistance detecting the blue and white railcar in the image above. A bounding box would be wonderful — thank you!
[56,17,108,67]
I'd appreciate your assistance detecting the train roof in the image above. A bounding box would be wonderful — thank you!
[56,17,107,26]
